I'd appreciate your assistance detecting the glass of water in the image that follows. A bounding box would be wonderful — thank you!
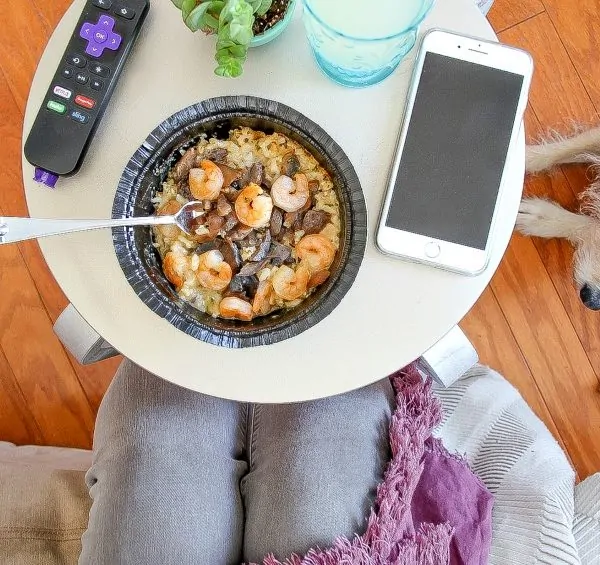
[302,0,435,87]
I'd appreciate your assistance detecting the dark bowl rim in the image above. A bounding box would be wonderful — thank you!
[111,96,367,348]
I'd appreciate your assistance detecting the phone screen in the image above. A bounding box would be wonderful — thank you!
[385,52,524,250]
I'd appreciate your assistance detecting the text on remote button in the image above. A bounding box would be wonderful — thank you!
[47,100,67,114]
[75,95,96,109]
[70,109,90,124]
[53,86,72,99]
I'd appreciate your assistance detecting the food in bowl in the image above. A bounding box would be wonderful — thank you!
[152,126,341,321]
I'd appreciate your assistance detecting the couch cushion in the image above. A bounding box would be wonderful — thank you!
[0,443,91,565]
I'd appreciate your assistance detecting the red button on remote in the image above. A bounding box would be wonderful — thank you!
[75,95,96,109]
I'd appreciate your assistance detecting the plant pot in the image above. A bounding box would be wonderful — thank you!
[250,0,297,47]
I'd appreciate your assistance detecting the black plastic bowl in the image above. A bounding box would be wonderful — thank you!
[112,96,367,348]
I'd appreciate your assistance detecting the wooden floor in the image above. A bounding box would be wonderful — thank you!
[1,0,599,479]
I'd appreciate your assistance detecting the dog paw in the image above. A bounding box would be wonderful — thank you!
[516,198,572,237]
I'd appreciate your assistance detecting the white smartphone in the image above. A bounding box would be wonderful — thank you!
[376,29,533,275]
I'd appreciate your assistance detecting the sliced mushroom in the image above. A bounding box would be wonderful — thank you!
[202,147,227,163]
[215,238,242,273]
[240,231,262,247]
[282,151,300,177]
[251,230,272,262]
[270,207,283,236]
[216,194,233,217]
[217,163,242,188]
[302,210,330,235]
[249,162,264,186]
[308,180,320,193]
[223,211,239,233]
[173,147,197,182]
[195,241,219,255]
[229,225,254,241]
[266,242,291,266]
[207,212,225,237]
[239,259,269,277]
[228,275,259,298]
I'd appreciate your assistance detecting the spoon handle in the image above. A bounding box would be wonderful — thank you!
[0,215,175,245]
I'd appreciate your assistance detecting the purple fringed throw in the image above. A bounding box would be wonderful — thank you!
[251,365,493,565]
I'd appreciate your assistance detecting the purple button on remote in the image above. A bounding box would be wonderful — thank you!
[80,23,94,40]
[79,14,122,58]
[94,30,108,43]
[98,15,115,30]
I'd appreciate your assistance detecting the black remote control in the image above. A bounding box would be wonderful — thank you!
[24,0,150,186]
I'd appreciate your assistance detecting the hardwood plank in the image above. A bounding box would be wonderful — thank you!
[499,14,598,128]
[0,1,51,113]
[461,287,570,458]
[32,0,72,31]
[541,0,600,112]
[0,60,119,419]
[488,0,545,34]
[0,348,44,446]
[0,241,95,448]
[491,235,600,478]
[498,21,600,376]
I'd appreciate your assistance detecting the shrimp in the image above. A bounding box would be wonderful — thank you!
[296,234,336,273]
[272,265,310,301]
[195,250,233,291]
[234,183,273,228]
[219,296,253,321]
[252,279,274,315]
[163,251,191,291]
[270,173,309,213]
[156,200,182,239]
[189,160,224,201]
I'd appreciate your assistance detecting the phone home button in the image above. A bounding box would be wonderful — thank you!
[424,241,441,258]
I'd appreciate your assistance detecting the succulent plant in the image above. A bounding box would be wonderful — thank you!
[171,0,273,78]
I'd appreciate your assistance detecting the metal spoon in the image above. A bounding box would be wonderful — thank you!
[0,201,206,245]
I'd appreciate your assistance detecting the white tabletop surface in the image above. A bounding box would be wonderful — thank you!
[22,0,523,403]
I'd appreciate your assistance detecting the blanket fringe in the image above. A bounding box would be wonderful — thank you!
[250,365,453,565]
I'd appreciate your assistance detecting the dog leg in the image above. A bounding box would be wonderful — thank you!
[517,197,592,240]
[526,126,600,173]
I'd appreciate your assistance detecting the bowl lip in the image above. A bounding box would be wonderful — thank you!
[111,95,367,348]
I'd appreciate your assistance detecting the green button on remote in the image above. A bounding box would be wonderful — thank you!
[47,100,67,114]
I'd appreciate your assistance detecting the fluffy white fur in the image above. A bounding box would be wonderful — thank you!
[516,126,600,307]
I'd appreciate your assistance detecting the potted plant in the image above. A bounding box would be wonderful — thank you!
[171,0,296,78]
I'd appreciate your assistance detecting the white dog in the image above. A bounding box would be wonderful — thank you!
[517,126,600,310]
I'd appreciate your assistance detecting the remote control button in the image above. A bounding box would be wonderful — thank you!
[113,5,135,19]
[70,109,90,124]
[75,94,96,109]
[75,72,89,84]
[61,67,74,79]
[98,15,116,30]
[92,0,112,9]
[86,43,105,58]
[90,63,110,77]
[67,54,87,68]
[53,85,72,100]
[106,32,122,51]
[80,22,94,41]
[94,29,109,43]
[90,78,104,90]
[47,100,67,114]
